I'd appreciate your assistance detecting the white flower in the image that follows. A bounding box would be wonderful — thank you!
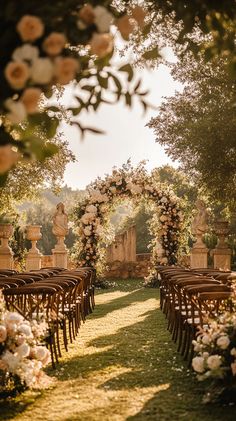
[34,346,49,362]
[94,6,113,33]
[2,350,20,371]
[5,98,27,124]
[207,355,222,370]
[192,340,202,353]
[230,348,236,357]
[86,205,97,214]
[31,58,54,85]
[4,312,24,325]
[131,185,142,194]
[216,335,230,350]
[95,225,103,236]
[18,323,32,337]
[109,186,116,194]
[81,212,95,224]
[84,227,92,236]
[201,334,211,345]
[16,343,30,358]
[12,44,39,63]
[192,356,205,373]
[231,362,236,376]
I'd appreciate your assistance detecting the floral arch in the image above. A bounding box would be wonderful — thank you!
[73,162,184,279]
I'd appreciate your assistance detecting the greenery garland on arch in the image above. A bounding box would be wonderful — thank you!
[73,162,185,279]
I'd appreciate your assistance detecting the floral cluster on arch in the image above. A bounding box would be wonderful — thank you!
[73,162,184,274]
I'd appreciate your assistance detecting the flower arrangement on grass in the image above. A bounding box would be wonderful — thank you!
[0,292,52,397]
[73,161,184,281]
[0,1,150,177]
[192,312,236,403]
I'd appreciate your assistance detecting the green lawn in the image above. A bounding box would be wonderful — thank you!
[0,279,235,421]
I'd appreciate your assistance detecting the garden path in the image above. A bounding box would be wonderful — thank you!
[1,280,235,421]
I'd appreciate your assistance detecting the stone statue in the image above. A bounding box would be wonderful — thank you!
[191,199,208,248]
[191,199,208,235]
[52,203,69,249]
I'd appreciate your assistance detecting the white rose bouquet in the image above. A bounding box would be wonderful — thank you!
[0,292,52,398]
[192,312,236,403]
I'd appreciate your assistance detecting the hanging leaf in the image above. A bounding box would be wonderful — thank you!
[142,47,160,60]
[118,64,134,82]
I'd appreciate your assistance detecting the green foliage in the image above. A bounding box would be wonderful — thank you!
[148,57,236,207]
[0,135,75,215]
[129,0,236,74]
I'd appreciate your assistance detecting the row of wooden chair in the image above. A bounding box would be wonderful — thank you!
[0,267,96,367]
[157,266,234,365]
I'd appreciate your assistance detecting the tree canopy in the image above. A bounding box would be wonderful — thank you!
[148,56,236,207]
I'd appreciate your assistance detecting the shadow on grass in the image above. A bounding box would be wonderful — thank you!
[92,286,157,320]
[0,391,42,420]
[1,281,235,421]
[56,295,236,421]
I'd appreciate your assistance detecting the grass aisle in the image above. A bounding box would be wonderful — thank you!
[1,279,235,421]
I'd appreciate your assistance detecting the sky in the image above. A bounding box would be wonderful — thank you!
[61,62,182,190]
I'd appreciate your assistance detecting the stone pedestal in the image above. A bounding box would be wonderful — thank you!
[213,248,231,271]
[0,224,14,269]
[25,225,42,271]
[52,245,68,269]
[212,220,231,271]
[190,247,208,269]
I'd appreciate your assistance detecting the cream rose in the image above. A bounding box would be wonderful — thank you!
[86,205,97,214]
[89,33,113,58]
[16,343,30,358]
[31,58,54,85]
[54,57,79,85]
[16,15,44,42]
[12,44,39,63]
[116,15,135,40]
[5,61,30,90]
[131,6,146,28]
[207,355,222,370]
[5,98,27,124]
[94,6,113,33]
[192,356,205,373]
[43,32,67,56]
[216,335,230,350]
[78,4,95,25]
[21,87,42,114]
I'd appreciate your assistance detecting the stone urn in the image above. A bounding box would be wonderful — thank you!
[0,224,14,252]
[213,220,229,249]
[25,225,42,255]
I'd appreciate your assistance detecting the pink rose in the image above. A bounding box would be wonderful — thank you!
[131,6,146,28]
[0,325,7,343]
[43,32,67,56]
[5,61,30,90]
[54,57,79,85]
[16,15,44,42]
[89,33,113,58]
[0,145,20,174]
[78,5,95,25]
[116,15,135,40]
[21,87,42,114]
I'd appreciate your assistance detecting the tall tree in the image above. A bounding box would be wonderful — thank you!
[148,57,236,207]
